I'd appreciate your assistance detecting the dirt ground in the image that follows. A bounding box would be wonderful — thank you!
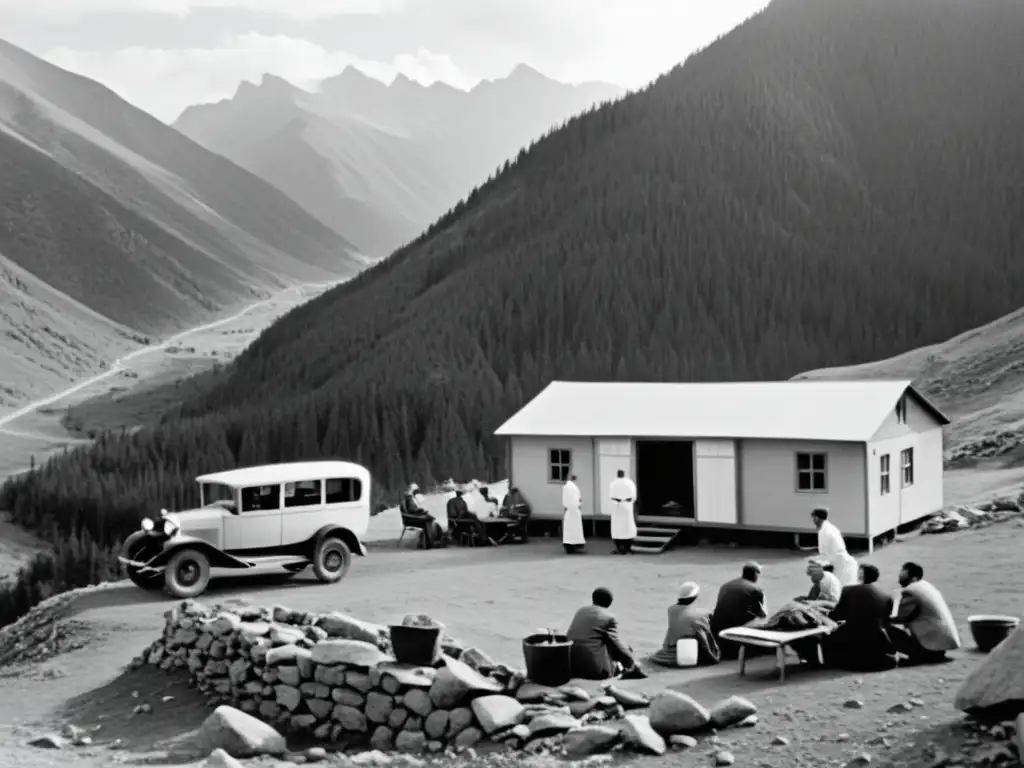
[0,519,1020,767]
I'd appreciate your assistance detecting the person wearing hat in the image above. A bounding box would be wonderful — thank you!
[649,581,721,667]
[795,558,842,607]
[402,483,444,549]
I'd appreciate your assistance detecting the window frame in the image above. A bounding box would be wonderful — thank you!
[879,453,891,495]
[325,477,363,504]
[900,447,915,487]
[895,396,907,425]
[547,448,572,484]
[283,479,323,509]
[795,451,829,494]
[240,484,281,513]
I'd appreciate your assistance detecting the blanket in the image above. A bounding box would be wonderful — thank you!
[762,601,837,632]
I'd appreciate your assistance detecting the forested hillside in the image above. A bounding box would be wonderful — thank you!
[3,0,1024,620]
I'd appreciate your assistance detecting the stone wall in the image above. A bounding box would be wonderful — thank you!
[139,600,760,759]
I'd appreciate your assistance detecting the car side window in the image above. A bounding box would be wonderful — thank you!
[284,480,322,508]
[241,485,281,512]
[325,477,362,504]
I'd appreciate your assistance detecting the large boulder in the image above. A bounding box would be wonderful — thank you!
[310,639,390,668]
[315,612,386,646]
[428,656,502,709]
[708,696,758,729]
[648,691,711,734]
[954,626,1024,715]
[470,695,525,735]
[191,706,287,757]
[621,714,666,755]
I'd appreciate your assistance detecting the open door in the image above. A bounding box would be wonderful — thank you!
[694,440,738,525]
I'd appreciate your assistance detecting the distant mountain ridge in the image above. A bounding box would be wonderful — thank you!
[174,65,624,256]
[0,37,360,415]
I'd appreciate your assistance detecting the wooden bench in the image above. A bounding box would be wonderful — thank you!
[718,625,833,683]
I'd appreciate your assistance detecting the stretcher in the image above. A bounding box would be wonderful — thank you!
[718,625,833,683]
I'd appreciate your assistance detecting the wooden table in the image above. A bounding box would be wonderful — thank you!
[718,625,833,683]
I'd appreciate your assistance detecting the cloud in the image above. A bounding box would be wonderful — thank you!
[0,0,406,22]
[44,33,472,122]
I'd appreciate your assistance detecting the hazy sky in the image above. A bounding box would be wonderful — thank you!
[2,0,768,123]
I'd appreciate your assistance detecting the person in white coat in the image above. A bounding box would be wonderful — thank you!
[608,470,638,554]
[811,508,859,586]
[562,475,586,554]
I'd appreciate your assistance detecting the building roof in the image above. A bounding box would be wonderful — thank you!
[196,460,370,487]
[494,380,949,442]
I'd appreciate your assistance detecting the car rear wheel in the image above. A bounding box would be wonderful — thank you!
[312,537,351,584]
[164,548,212,598]
[125,537,164,591]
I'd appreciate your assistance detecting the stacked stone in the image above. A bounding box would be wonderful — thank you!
[138,600,760,759]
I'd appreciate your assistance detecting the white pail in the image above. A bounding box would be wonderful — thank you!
[675,638,698,667]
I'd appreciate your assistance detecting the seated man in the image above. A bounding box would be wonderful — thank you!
[889,561,961,667]
[821,564,897,671]
[795,559,842,608]
[710,562,768,660]
[402,484,445,549]
[566,587,647,680]
[500,486,530,519]
[478,486,500,517]
[650,581,721,667]
[446,486,491,546]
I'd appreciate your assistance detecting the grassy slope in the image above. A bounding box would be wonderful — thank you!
[798,307,1024,464]
[0,37,362,414]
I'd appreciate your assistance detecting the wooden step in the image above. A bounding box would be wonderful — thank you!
[632,543,670,554]
[634,534,673,547]
[637,526,679,537]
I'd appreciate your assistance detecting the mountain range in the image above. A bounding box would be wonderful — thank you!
[0,37,360,415]
[173,65,624,257]
[4,0,1024,570]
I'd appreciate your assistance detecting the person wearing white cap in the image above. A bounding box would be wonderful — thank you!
[649,581,721,667]
[796,558,842,606]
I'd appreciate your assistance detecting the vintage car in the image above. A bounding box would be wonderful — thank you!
[118,460,371,598]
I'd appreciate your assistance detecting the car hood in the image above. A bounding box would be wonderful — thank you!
[169,507,225,532]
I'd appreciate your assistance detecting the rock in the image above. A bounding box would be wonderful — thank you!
[207,748,244,768]
[471,695,525,735]
[460,647,496,671]
[424,710,449,739]
[670,734,698,748]
[365,691,395,724]
[27,734,63,749]
[403,689,434,717]
[428,656,502,708]
[843,699,865,709]
[208,613,242,637]
[953,627,1024,715]
[772,735,790,745]
[709,696,758,729]
[621,714,666,755]
[277,665,301,687]
[305,746,328,762]
[333,704,368,733]
[515,682,561,702]
[447,707,474,736]
[274,685,302,712]
[887,702,913,714]
[558,684,591,701]
[568,699,602,718]
[454,726,483,748]
[844,754,873,767]
[332,687,365,708]
[606,685,650,709]
[528,712,580,737]
[715,750,736,766]
[562,725,621,757]
[192,705,287,757]
[1016,714,1024,758]
[266,644,312,667]
[394,730,427,753]
[737,714,758,727]
[388,708,409,730]
[307,699,332,720]
[310,639,390,668]
[270,625,306,646]
[377,664,436,689]
[369,726,393,751]
[648,691,710,735]
[316,612,385,645]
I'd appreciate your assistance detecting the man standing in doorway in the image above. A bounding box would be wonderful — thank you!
[609,469,638,554]
[811,508,859,586]
[562,474,586,554]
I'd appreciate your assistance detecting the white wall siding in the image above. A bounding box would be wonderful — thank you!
[739,440,867,534]
[509,436,596,521]
[867,428,944,535]
[595,438,634,519]
[695,439,738,524]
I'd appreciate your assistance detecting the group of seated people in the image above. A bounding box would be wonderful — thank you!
[400,483,530,549]
[563,558,961,680]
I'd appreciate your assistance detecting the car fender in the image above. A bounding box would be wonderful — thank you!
[312,525,366,557]
[120,530,160,560]
[149,536,254,570]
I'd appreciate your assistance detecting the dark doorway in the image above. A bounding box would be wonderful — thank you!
[636,440,695,518]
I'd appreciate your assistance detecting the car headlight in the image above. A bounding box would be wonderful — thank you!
[162,516,180,537]
[141,517,154,532]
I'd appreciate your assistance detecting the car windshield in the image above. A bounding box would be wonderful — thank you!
[201,482,235,507]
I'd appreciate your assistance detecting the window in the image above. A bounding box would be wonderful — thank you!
[284,480,322,508]
[796,452,828,492]
[879,454,891,495]
[548,449,572,483]
[901,448,914,487]
[201,483,234,507]
[895,396,907,425]
[325,477,362,504]
[240,485,280,512]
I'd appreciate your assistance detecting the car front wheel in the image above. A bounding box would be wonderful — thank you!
[312,537,351,584]
[164,548,212,598]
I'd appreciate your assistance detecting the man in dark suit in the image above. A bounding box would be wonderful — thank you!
[446,487,490,545]
[821,563,897,671]
[566,587,646,680]
[889,561,961,666]
[710,562,768,660]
